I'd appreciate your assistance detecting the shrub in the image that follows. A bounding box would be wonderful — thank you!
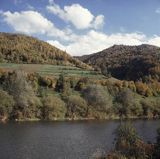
[91,148,106,159]
[82,85,113,113]
[66,95,88,118]
[55,74,72,96]
[43,95,66,120]
[75,78,89,91]
[115,88,142,117]
[6,71,42,119]
[135,81,149,96]
[141,97,160,118]
[153,128,160,159]
[114,123,152,159]
[107,152,127,159]
[140,98,153,117]
[0,89,15,118]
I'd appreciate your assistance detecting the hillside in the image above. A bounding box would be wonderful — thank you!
[0,63,105,79]
[0,32,90,69]
[76,44,160,81]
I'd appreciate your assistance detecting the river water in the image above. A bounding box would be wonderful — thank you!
[0,119,159,159]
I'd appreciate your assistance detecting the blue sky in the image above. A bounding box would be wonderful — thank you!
[0,0,160,55]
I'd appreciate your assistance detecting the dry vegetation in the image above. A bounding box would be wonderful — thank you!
[0,32,91,69]
[76,44,160,81]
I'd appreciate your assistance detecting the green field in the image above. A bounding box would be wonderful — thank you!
[0,63,105,79]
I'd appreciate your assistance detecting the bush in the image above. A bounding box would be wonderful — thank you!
[66,95,88,118]
[135,81,150,96]
[0,89,15,119]
[6,71,42,119]
[43,95,66,120]
[153,128,160,159]
[107,152,127,159]
[114,123,152,159]
[55,74,72,96]
[115,88,142,117]
[82,85,113,113]
[91,148,106,159]
[141,97,160,117]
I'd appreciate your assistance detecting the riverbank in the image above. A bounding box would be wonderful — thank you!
[1,115,159,123]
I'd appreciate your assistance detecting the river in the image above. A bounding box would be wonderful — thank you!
[0,119,159,159]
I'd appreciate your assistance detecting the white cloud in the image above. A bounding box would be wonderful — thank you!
[156,8,160,14]
[48,31,147,56]
[47,30,160,56]
[1,10,73,40]
[2,11,53,34]
[47,40,67,51]
[147,36,160,47]
[93,15,105,29]
[47,3,104,30]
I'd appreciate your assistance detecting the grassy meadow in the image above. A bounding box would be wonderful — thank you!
[0,63,105,79]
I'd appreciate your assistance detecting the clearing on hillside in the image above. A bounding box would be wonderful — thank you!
[0,63,105,79]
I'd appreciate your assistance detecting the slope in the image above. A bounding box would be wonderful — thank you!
[76,44,160,81]
[0,32,90,69]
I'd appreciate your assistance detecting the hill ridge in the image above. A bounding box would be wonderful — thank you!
[0,32,90,69]
[76,44,160,81]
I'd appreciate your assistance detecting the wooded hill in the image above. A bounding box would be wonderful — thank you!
[0,32,90,69]
[76,44,160,81]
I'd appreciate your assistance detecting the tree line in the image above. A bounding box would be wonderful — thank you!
[0,70,160,121]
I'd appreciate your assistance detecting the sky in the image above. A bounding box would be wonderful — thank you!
[0,0,160,56]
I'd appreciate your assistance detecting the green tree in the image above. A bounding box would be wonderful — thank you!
[55,74,65,92]
[55,74,71,96]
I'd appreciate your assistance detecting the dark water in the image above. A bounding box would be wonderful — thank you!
[0,120,159,159]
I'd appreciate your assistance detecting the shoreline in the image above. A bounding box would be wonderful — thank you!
[1,115,159,123]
